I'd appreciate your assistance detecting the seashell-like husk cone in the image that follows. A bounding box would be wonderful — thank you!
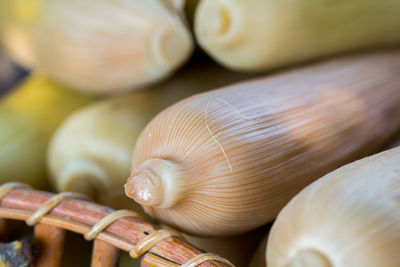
[126,51,400,236]
[267,146,400,267]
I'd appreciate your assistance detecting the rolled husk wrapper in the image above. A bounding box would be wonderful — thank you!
[125,51,400,236]
[0,0,193,94]
[194,0,400,71]
[267,146,400,267]
[48,60,255,210]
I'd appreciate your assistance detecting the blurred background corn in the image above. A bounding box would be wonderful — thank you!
[194,0,400,71]
[0,0,193,94]
[0,73,93,188]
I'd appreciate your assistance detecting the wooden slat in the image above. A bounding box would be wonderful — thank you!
[0,187,231,267]
[91,239,120,267]
[34,223,66,267]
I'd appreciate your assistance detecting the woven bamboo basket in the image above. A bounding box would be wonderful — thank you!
[0,182,234,267]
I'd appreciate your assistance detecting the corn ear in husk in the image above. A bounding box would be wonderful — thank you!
[194,0,400,71]
[267,147,400,267]
[0,0,193,94]
[0,73,93,188]
[125,51,400,236]
[48,61,254,209]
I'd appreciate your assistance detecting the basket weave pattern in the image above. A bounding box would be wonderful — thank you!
[0,182,233,267]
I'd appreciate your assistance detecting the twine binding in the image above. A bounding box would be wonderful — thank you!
[85,209,142,240]
[26,192,89,226]
[129,228,183,258]
[181,253,235,267]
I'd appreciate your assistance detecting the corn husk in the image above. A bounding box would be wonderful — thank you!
[125,51,400,236]
[194,0,400,71]
[48,60,254,209]
[0,0,193,94]
[0,73,93,188]
[267,146,400,267]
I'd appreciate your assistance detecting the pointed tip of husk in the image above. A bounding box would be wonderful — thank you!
[126,158,183,209]
[125,169,164,207]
